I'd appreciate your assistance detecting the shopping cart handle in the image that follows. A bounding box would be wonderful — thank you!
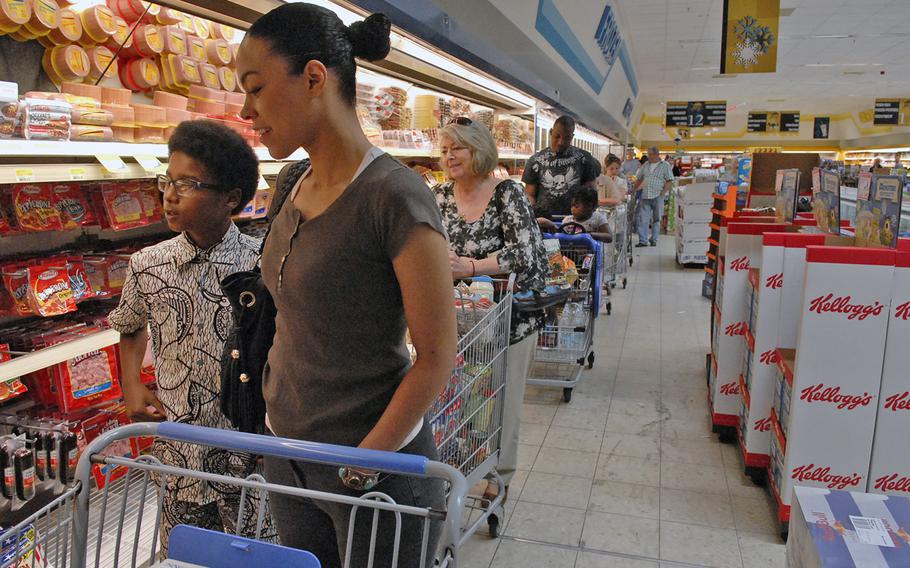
[156,422,429,476]
[542,232,601,250]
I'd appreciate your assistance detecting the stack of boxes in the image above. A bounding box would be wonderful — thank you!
[675,180,714,264]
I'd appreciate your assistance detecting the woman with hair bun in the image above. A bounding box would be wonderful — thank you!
[237,4,456,566]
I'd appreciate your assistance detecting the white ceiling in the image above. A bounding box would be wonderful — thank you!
[614,0,910,113]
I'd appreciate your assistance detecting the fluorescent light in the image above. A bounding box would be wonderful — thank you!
[808,34,852,39]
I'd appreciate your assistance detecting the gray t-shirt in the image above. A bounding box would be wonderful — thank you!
[260,154,446,445]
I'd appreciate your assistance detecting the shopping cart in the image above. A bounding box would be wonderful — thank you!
[597,203,629,292]
[433,276,513,539]
[0,422,470,568]
[529,234,601,403]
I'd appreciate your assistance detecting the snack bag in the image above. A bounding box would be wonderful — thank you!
[105,255,130,293]
[1,266,33,317]
[75,404,134,489]
[0,346,27,404]
[138,180,162,224]
[83,256,111,298]
[100,181,147,231]
[26,265,77,317]
[51,183,91,230]
[12,184,63,232]
[65,256,95,303]
[55,341,121,413]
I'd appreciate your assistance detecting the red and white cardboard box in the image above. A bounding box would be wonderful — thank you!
[869,245,910,496]
[772,246,894,521]
[711,222,787,427]
[737,232,788,468]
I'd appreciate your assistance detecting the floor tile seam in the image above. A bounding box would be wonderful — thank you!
[497,535,712,568]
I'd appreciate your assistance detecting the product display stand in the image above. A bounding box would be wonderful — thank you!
[769,246,894,539]
[675,181,713,265]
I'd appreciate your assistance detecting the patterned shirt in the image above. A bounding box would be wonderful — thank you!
[637,160,674,200]
[522,146,600,216]
[108,224,261,503]
[434,179,548,344]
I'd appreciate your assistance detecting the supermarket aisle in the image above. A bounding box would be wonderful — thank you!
[460,241,787,568]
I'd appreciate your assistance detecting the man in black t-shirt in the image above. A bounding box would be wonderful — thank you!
[522,115,600,218]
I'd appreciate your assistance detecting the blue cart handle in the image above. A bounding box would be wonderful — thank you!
[157,422,429,476]
[542,232,602,251]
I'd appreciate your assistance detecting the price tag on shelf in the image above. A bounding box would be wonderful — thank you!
[69,167,87,181]
[134,155,163,174]
[257,175,269,190]
[14,168,34,182]
[96,154,127,175]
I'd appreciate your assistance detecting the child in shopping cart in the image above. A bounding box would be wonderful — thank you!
[539,187,613,242]
[108,120,276,554]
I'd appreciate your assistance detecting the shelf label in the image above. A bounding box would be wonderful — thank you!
[257,175,269,190]
[134,155,163,174]
[69,167,87,181]
[14,168,34,182]
[96,154,127,174]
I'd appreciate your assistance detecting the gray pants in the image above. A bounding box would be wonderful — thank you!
[498,331,538,485]
[264,425,445,568]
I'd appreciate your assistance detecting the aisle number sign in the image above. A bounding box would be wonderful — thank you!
[747,111,800,133]
[665,101,727,127]
[720,0,780,74]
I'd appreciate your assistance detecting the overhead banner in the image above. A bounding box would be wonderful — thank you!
[747,111,800,133]
[720,0,780,74]
[665,101,727,127]
[874,99,900,125]
[813,117,830,139]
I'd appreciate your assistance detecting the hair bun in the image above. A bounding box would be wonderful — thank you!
[347,13,391,61]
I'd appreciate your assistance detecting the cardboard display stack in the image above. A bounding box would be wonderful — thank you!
[770,246,895,535]
[676,181,714,265]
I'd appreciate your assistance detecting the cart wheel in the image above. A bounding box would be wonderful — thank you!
[486,514,500,538]
[587,352,595,369]
[622,278,627,289]
[563,388,573,403]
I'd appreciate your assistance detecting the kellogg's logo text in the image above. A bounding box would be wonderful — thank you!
[766,273,783,290]
[725,322,747,337]
[753,417,772,432]
[799,384,873,410]
[759,349,779,366]
[730,256,750,272]
[895,301,910,321]
[720,381,739,396]
[884,392,910,412]
[808,294,884,321]
[792,464,862,490]
[874,473,910,493]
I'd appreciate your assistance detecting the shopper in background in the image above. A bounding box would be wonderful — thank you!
[237,5,456,567]
[434,118,548,504]
[633,147,674,247]
[672,158,682,177]
[870,157,882,172]
[109,120,275,554]
[596,154,628,207]
[522,114,600,218]
[620,149,640,179]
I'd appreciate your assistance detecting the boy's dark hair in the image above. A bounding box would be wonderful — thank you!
[248,4,391,106]
[168,120,259,214]
[571,186,598,208]
[554,115,576,132]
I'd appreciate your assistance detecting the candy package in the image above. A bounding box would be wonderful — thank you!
[13,184,63,232]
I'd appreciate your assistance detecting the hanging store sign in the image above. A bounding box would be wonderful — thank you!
[747,111,799,133]
[813,117,830,139]
[874,99,900,125]
[720,0,780,74]
[665,101,727,127]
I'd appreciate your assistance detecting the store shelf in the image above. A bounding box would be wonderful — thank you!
[0,329,120,383]
[0,163,155,185]
[0,140,170,159]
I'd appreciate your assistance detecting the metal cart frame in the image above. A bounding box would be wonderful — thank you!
[529,234,601,403]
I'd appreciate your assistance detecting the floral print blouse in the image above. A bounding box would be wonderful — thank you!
[434,179,548,344]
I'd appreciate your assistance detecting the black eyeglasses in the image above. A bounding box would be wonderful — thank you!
[157,174,221,197]
[448,116,473,126]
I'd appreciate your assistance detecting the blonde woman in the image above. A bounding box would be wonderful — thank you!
[433,117,548,503]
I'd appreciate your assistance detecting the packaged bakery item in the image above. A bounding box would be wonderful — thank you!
[120,23,162,58]
[86,45,117,83]
[0,0,30,35]
[78,4,116,45]
[118,57,159,92]
[13,183,63,232]
[51,182,90,229]
[26,264,76,317]
[43,6,80,45]
[100,181,146,231]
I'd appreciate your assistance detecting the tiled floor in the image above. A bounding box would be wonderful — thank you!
[459,240,787,568]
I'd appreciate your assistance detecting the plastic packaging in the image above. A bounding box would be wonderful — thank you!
[101,85,130,105]
[160,23,186,56]
[186,34,205,61]
[205,38,231,66]
[26,264,76,316]
[159,53,201,93]
[131,102,165,126]
[61,81,101,100]
[118,57,159,92]
[51,182,90,229]
[79,4,116,45]
[43,7,81,45]
[22,107,71,140]
[86,45,117,83]
[153,90,187,110]
[210,21,234,42]
[42,44,90,84]
[69,124,113,141]
[71,106,113,126]
[199,62,220,90]
[120,23,162,58]
[0,0,30,35]
[103,15,132,52]
[12,0,58,41]
[218,66,236,93]
[14,183,64,231]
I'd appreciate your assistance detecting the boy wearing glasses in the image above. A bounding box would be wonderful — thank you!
[108,120,274,552]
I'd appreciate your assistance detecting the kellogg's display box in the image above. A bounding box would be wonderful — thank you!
[772,246,894,522]
[788,486,910,568]
[869,247,910,497]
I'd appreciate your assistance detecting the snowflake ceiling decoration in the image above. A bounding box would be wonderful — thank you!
[734,39,761,68]
[730,14,775,69]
